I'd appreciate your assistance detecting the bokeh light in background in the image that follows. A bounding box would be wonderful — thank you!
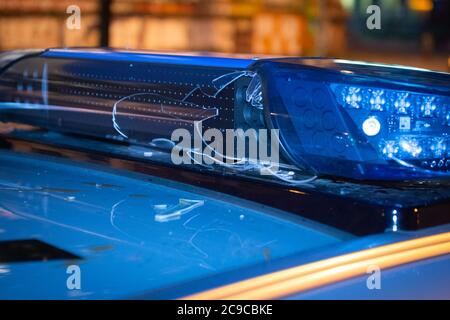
[0,0,448,71]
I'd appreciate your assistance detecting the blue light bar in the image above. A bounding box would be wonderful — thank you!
[251,58,450,180]
[0,49,449,181]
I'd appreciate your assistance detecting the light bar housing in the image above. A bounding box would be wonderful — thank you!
[0,49,449,181]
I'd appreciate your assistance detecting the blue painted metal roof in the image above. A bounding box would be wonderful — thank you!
[0,150,346,299]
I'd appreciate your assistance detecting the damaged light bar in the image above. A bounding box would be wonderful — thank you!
[0,49,449,181]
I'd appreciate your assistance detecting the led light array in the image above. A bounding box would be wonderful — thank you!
[379,136,449,164]
[330,85,450,171]
[334,85,450,120]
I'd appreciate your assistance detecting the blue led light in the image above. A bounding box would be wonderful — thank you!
[393,92,411,114]
[381,140,399,158]
[342,86,362,109]
[419,96,437,117]
[368,89,386,111]
[392,209,398,232]
[430,137,447,158]
[399,138,423,158]
[362,117,381,136]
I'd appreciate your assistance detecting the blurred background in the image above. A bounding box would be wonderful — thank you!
[0,0,448,71]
